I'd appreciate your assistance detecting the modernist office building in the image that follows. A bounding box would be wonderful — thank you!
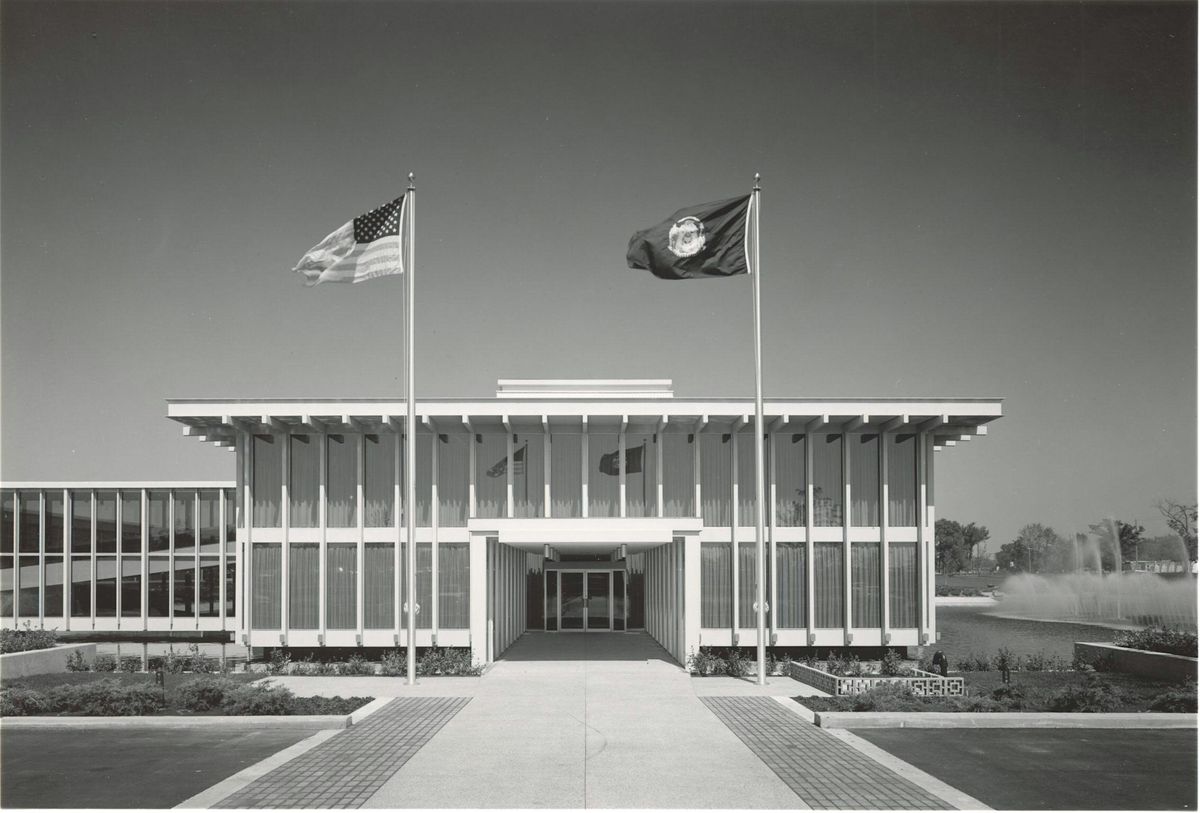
[2,380,1001,666]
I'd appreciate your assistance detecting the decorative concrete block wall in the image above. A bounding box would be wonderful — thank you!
[788,662,964,697]
[0,643,96,679]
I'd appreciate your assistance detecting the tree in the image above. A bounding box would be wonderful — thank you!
[1088,518,1145,570]
[996,523,1062,573]
[1156,499,1197,562]
[936,519,992,574]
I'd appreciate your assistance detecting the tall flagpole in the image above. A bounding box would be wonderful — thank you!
[751,173,767,686]
[405,172,418,685]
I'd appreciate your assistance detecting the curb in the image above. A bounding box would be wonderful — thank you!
[813,710,1198,729]
[0,713,354,729]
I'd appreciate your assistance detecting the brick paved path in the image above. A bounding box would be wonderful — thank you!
[214,697,469,809]
[701,697,952,810]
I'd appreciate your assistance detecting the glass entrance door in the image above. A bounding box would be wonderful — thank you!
[560,572,585,630]
[586,572,611,631]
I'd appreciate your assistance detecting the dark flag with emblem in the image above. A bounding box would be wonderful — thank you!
[486,444,526,478]
[599,445,644,476]
[293,196,407,286]
[626,195,753,280]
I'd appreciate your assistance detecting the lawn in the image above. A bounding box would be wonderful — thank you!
[1,670,262,693]
[797,670,1194,713]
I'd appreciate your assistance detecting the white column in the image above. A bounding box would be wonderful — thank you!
[486,539,495,662]
[730,432,739,638]
[505,427,514,519]
[842,431,852,638]
[319,431,327,643]
[684,534,701,663]
[217,488,225,631]
[357,433,366,643]
[768,432,777,641]
[468,430,477,518]
[880,432,890,642]
[693,429,702,520]
[394,428,402,644]
[618,429,627,518]
[192,490,200,628]
[656,426,665,518]
[925,433,937,644]
[469,533,487,664]
[242,432,253,644]
[804,431,815,639]
[917,432,928,643]
[281,434,290,643]
[581,420,589,518]
[431,434,439,644]
[543,424,552,518]
[38,492,46,628]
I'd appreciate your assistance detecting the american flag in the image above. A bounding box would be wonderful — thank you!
[487,444,526,478]
[293,196,406,286]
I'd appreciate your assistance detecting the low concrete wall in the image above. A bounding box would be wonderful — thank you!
[934,596,999,606]
[815,710,1197,729]
[1,643,96,679]
[788,662,965,697]
[1074,642,1197,684]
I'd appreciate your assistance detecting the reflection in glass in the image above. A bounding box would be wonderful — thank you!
[612,570,626,631]
[436,434,467,526]
[173,558,194,617]
[475,434,506,519]
[148,557,170,617]
[148,491,170,552]
[560,572,583,630]
[18,492,39,552]
[96,557,117,617]
[46,492,65,553]
[544,569,558,631]
[776,435,805,527]
[512,434,544,519]
[626,553,645,629]
[2,491,14,553]
[18,556,38,615]
[438,543,470,629]
[888,435,918,527]
[662,433,693,517]
[121,558,141,617]
[174,492,195,552]
[252,434,282,527]
[199,558,220,617]
[526,553,544,630]
[71,558,91,617]
[290,435,318,528]
[850,435,880,526]
[225,489,237,550]
[71,491,91,553]
[96,491,117,553]
[1,555,13,615]
[199,490,220,552]
[365,434,395,527]
[121,492,141,553]
[549,434,581,518]
[588,433,618,517]
[225,560,236,616]
[44,556,64,616]
[626,433,656,518]
[700,434,732,526]
[812,435,844,526]
[587,572,610,630]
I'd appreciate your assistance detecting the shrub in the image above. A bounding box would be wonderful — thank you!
[990,684,1027,708]
[846,682,926,712]
[287,695,372,715]
[954,653,991,672]
[92,654,118,672]
[765,651,788,676]
[267,649,292,676]
[991,647,1016,673]
[416,647,481,676]
[687,647,725,676]
[118,656,142,673]
[65,650,89,672]
[725,647,751,677]
[945,694,1007,712]
[0,623,59,654]
[381,649,406,676]
[825,652,852,676]
[1047,674,1124,713]
[879,649,909,677]
[1,687,51,716]
[190,656,217,674]
[175,676,243,711]
[221,683,296,715]
[1149,682,1198,713]
[342,654,376,676]
[45,679,166,716]
[1116,626,1198,658]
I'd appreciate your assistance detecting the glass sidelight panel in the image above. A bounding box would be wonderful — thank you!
[560,572,584,630]
[586,572,610,630]
[612,570,626,631]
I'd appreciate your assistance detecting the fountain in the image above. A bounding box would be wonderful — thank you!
[996,524,1197,629]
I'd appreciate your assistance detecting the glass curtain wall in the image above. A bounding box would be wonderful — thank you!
[526,553,544,629]
[736,434,762,521]
[625,432,656,518]
[364,542,394,628]
[365,434,395,527]
[251,544,281,628]
[889,542,919,627]
[812,435,843,526]
[437,434,468,526]
[850,542,881,627]
[700,542,731,627]
[888,434,918,526]
[437,543,469,628]
[475,434,507,518]
[326,544,356,628]
[813,542,843,627]
[775,542,806,627]
[326,435,357,528]
[700,434,731,526]
[662,433,693,517]
[626,552,645,629]
[550,433,582,517]
[588,433,619,517]
[737,542,769,626]
[850,435,880,526]
[252,435,281,526]
[513,433,544,518]
[776,434,805,526]
[290,435,318,527]
[289,543,319,628]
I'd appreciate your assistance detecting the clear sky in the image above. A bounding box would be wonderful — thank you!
[2,1,1195,551]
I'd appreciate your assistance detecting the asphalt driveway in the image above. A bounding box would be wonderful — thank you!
[854,727,1198,810]
[1,726,327,808]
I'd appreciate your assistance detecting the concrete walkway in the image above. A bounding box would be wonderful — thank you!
[362,632,804,808]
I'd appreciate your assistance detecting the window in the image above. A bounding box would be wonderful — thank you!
[46,492,65,553]
[17,556,38,615]
[70,558,90,617]
[415,543,432,629]
[550,433,581,518]
[251,544,281,629]
[889,542,918,627]
[224,488,237,551]
[18,492,39,552]
[888,434,918,527]
[96,491,117,553]
[662,433,693,517]
[776,542,806,627]
[148,557,170,617]
[199,558,220,617]
[148,491,169,552]
[700,434,732,526]
[121,558,141,617]
[851,542,880,627]
[2,491,14,554]
[812,435,843,526]
[199,491,220,553]
[326,435,357,528]
[70,491,91,553]
[738,542,770,627]
[512,433,544,519]
[96,557,117,617]
[588,433,618,517]
[44,556,64,616]
[850,435,880,526]
[289,544,319,629]
[290,435,318,528]
[414,434,433,526]
[776,435,805,526]
[121,492,141,553]
[700,542,731,627]
[174,492,195,552]
[437,434,468,526]
[474,434,506,518]
[813,542,843,627]
[364,543,394,628]
[173,557,194,618]
[437,543,469,628]
[224,560,236,616]
[252,435,282,527]
[326,544,356,629]
[736,433,762,521]
[365,434,395,527]
[1,555,13,615]
[625,433,656,518]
